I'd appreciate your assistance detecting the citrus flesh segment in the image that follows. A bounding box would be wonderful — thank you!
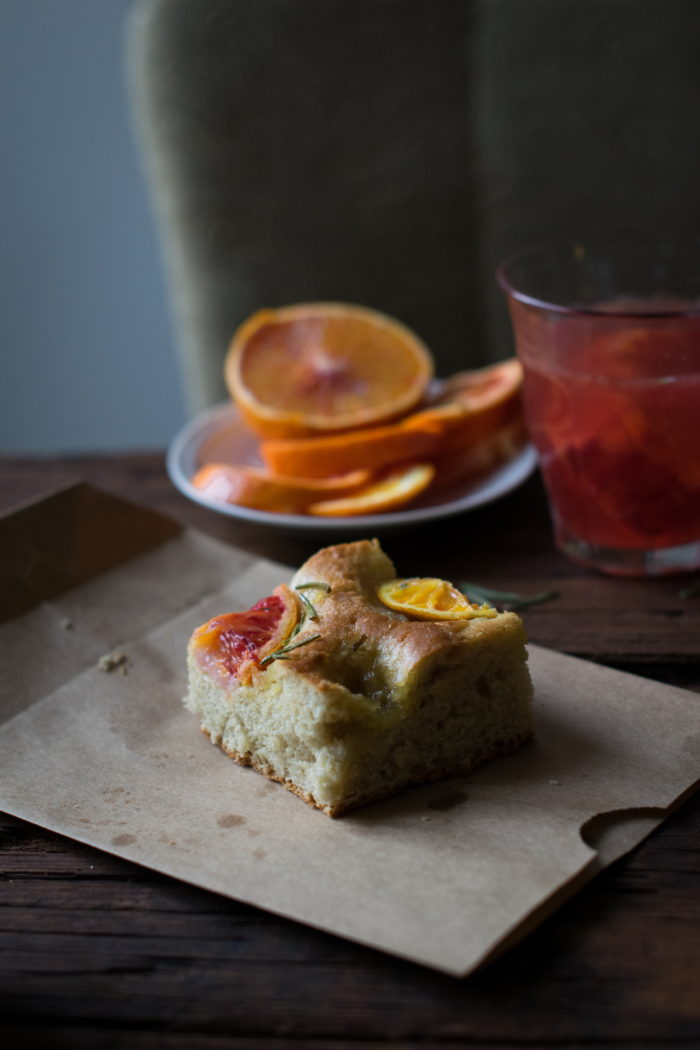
[225,303,434,439]
[190,584,298,684]
[308,463,435,517]
[429,358,523,411]
[191,463,372,514]
[260,359,523,479]
[377,578,498,620]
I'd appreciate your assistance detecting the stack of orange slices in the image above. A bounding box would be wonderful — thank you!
[191,303,526,517]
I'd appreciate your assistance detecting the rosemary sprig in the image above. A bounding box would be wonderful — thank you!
[258,582,327,666]
[295,581,331,593]
[461,581,560,612]
[296,591,318,621]
[679,579,700,600]
[260,632,321,667]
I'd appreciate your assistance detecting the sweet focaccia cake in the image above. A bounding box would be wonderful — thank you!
[185,540,534,815]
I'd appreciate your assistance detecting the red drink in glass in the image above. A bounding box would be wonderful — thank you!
[498,242,700,574]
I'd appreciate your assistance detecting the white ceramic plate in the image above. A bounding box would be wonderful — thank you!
[167,401,538,535]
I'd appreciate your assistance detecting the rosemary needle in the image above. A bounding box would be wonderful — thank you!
[295,582,332,593]
[461,582,560,612]
[274,632,321,653]
[297,591,318,621]
[260,632,321,667]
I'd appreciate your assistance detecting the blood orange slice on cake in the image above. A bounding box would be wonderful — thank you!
[190,584,298,685]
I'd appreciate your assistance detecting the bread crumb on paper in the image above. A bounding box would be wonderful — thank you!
[98,651,129,673]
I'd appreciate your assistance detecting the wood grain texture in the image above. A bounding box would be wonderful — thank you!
[1,453,700,1047]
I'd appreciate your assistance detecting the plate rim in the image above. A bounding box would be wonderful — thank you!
[167,401,538,531]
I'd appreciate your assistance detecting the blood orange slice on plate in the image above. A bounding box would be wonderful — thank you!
[259,358,524,479]
[308,463,435,517]
[191,462,371,514]
[225,302,434,440]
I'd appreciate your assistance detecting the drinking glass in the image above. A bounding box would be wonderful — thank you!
[497,239,700,575]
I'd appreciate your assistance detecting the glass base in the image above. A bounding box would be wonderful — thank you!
[557,528,700,577]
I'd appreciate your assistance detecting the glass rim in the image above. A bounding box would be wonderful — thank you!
[496,241,700,319]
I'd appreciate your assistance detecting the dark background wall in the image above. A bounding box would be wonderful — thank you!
[475,0,700,359]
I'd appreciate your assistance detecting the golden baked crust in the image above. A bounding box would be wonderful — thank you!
[281,538,527,712]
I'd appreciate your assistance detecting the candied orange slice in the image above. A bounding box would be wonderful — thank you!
[190,584,298,684]
[260,359,523,478]
[377,577,498,620]
[225,303,434,439]
[308,463,435,517]
[191,463,371,514]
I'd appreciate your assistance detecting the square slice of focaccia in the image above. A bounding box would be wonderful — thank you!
[186,540,534,816]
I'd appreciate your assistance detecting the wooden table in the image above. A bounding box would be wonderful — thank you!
[2,453,700,1048]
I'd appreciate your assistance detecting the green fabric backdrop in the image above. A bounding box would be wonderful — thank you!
[130,0,700,413]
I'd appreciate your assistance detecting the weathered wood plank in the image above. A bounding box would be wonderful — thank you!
[0,1034,687,1050]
